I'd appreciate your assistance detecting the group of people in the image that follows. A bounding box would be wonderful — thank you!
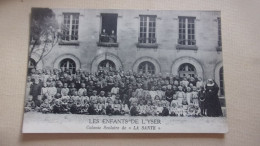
[25,67,223,117]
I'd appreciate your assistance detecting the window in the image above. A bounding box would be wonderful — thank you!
[219,67,225,96]
[61,13,79,42]
[218,17,222,46]
[60,59,76,73]
[178,63,196,78]
[97,13,118,47]
[98,60,116,71]
[138,61,155,74]
[178,17,196,46]
[138,15,156,44]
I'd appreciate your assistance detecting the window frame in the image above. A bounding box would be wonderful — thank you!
[178,63,197,78]
[176,16,198,50]
[60,58,76,74]
[138,61,156,74]
[216,17,222,51]
[59,13,80,46]
[136,15,158,48]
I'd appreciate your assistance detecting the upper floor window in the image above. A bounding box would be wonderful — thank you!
[137,15,158,48]
[61,13,79,42]
[139,15,156,44]
[97,13,118,47]
[218,17,222,46]
[178,16,196,46]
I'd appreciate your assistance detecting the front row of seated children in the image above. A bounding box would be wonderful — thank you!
[25,88,203,117]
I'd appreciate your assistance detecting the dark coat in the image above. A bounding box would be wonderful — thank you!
[204,83,223,117]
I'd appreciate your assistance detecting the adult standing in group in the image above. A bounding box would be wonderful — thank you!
[204,79,223,117]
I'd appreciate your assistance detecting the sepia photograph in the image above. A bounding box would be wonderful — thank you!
[22,8,227,133]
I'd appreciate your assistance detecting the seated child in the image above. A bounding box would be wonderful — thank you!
[138,99,147,116]
[161,103,169,116]
[121,103,130,115]
[60,96,70,113]
[113,100,121,115]
[61,83,70,96]
[80,98,89,114]
[24,96,35,112]
[130,102,139,116]
[88,100,98,115]
[106,101,114,116]
[156,101,163,116]
[52,99,61,114]
[40,98,51,113]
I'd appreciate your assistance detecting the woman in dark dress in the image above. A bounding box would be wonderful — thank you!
[204,79,223,117]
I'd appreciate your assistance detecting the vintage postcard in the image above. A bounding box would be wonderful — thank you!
[22,8,228,133]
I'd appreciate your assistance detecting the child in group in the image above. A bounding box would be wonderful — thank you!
[135,83,143,98]
[69,83,77,96]
[24,96,35,112]
[121,103,130,115]
[165,85,174,103]
[61,83,70,96]
[176,86,186,106]
[191,86,199,106]
[161,96,170,109]
[98,91,106,104]
[156,101,163,116]
[39,98,52,113]
[196,77,203,89]
[96,99,105,115]
[113,100,121,115]
[106,101,114,116]
[186,87,193,105]
[138,99,147,116]
[81,98,89,114]
[130,102,139,116]
[41,82,49,96]
[198,87,206,116]
[181,77,189,87]
[78,83,87,97]
[81,91,89,105]
[60,95,70,113]
[169,101,178,116]
[52,99,61,114]
[161,103,169,116]
[87,100,97,115]
[145,100,153,116]
[89,90,98,104]
[48,82,57,98]
[182,97,189,116]
[149,86,158,102]
[111,83,119,96]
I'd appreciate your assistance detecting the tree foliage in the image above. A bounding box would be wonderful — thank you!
[29,8,61,67]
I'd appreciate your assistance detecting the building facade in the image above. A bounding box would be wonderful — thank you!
[30,9,224,98]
